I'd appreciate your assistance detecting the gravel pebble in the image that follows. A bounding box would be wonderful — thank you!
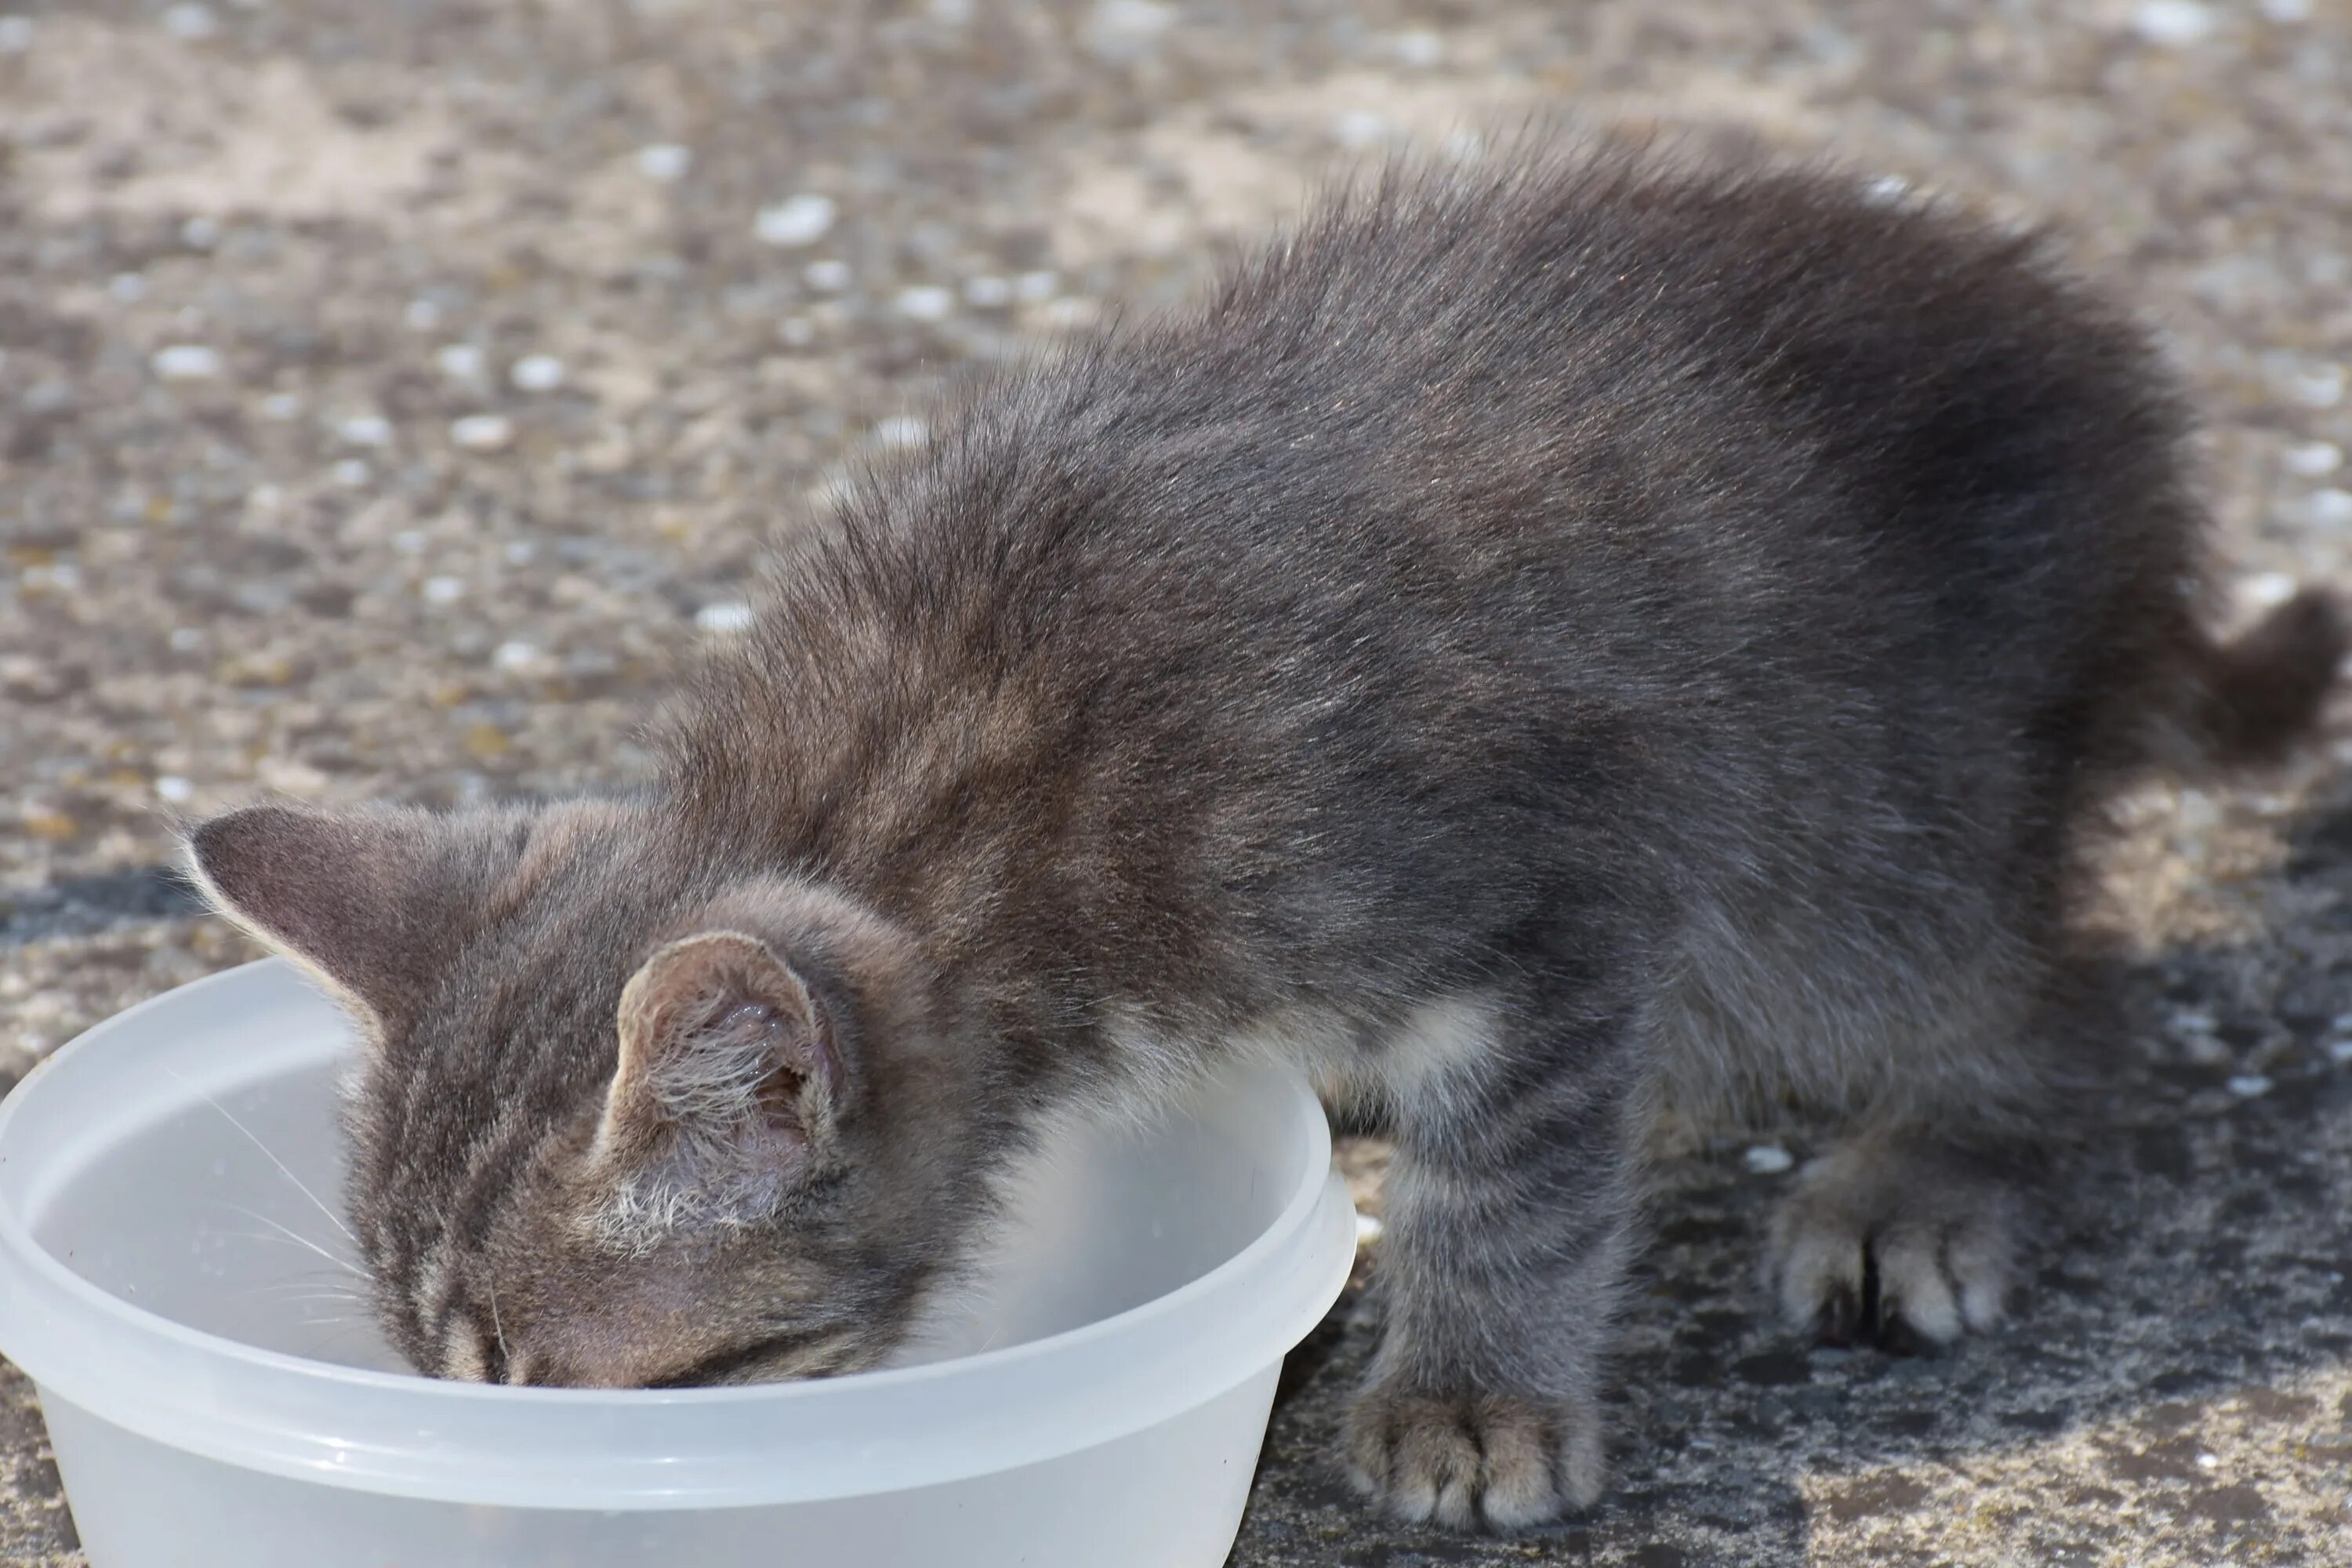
[2240,572,2299,608]
[2285,441,2343,477]
[756,194,837,249]
[2297,488,2352,528]
[694,601,755,634]
[449,414,514,452]
[895,285,956,321]
[635,143,691,183]
[162,4,217,40]
[1744,1145,1795,1174]
[871,416,929,449]
[437,343,486,380]
[508,354,565,393]
[150,345,222,381]
[2133,1,2219,45]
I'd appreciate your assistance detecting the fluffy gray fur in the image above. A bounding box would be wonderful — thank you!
[187,139,2342,1529]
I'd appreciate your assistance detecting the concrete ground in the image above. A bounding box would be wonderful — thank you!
[5,0,2352,1562]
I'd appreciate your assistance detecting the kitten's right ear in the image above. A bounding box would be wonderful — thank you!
[598,931,844,1195]
[185,804,496,1024]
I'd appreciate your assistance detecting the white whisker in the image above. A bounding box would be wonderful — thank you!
[487,1279,512,1381]
[209,1201,366,1279]
[164,1065,357,1244]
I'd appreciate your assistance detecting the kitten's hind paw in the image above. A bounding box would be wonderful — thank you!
[1342,1385,1604,1531]
[1763,1134,2026,1352]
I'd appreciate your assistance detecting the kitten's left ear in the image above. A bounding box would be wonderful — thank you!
[599,931,844,1185]
[186,804,514,1025]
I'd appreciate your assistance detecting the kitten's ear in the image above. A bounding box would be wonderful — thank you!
[599,932,844,1185]
[185,804,503,1024]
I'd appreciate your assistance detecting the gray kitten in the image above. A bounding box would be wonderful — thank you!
[187,143,2341,1530]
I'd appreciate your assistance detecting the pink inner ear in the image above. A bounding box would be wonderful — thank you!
[606,929,841,1181]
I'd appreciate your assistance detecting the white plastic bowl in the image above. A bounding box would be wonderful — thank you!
[0,960,1355,1567]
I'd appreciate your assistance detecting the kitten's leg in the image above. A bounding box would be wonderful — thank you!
[1343,996,1642,1530]
[1762,1127,2035,1351]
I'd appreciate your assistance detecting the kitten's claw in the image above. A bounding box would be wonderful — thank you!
[1813,1279,1862,1348]
[1343,1385,1603,1531]
[1764,1136,2022,1353]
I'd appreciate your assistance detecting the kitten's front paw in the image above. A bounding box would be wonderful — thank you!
[1343,1384,1603,1530]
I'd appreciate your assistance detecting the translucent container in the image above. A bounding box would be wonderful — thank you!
[0,960,1355,1567]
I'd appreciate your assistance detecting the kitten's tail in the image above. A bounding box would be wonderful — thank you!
[2181,589,2346,768]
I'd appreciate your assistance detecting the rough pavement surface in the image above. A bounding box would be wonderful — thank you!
[5,1,2352,1563]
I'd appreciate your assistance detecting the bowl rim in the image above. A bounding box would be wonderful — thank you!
[0,959,1357,1506]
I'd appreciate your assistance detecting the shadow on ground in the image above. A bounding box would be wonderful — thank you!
[1232,805,2352,1566]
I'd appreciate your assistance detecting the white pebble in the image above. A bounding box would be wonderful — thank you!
[421,575,466,606]
[246,483,281,513]
[2196,1451,2220,1470]
[1355,1210,1385,1243]
[2328,1037,2352,1064]
[2300,488,2352,527]
[695,600,756,634]
[1744,1145,1795,1174]
[509,354,565,392]
[153,775,194,804]
[634,143,692,183]
[393,529,427,553]
[259,391,303,420]
[450,413,514,452]
[2290,364,2347,409]
[1332,110,1390,150]
[1862,174,1913,207]
[108,273,147,303]
[436,343,485,379]
[1393,28,1444,67]
[330,458,372,487]
[2285,441,2343,477]
[162,4,217,39]
[2240,572,2299,610]
[1036,297,1100,331]
[2132,0,2217,45]
[1085,0,1174,51]
[756,194,837,249]
[1015,269,1061,303]
[872,416,929,450]
[895,285,955,322]
[403,298,443,331]
[804,259,853,292]
[492,641,542,672]
[963,274,1014,308]
[2226,1074,2273,1098]
[151,344,222,381]
[336,414,391,447]
[2261,0,2311,20]
[179,212,219,248]
[0,16,33,53]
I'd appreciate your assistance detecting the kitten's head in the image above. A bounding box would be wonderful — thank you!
[186,800,967,1387]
